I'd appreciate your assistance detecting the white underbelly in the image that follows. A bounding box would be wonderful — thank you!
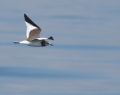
[19,40,30,44]
[19,38,50,46]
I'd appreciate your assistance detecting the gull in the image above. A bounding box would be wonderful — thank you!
[14,14,54,46]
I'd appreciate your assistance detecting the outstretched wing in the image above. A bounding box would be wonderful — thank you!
[24,14,41,41]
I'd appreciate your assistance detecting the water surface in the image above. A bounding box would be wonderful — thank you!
[0,0,120,95]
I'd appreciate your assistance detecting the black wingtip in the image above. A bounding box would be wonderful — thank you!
[24,13,27,19]
[24,13,31,22]
[48,36,54,40]
[24,13,40,29]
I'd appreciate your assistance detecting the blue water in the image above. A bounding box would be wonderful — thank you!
[0,0,120,95]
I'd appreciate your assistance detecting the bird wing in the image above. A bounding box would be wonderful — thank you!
[24,14,41,41]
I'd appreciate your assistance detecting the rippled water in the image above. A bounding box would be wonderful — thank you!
[0,0,120,95]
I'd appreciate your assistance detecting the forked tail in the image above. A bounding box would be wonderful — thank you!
[13,41,19,44]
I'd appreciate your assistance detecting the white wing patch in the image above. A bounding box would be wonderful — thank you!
[24,14,41,41]
[25,22,38,38]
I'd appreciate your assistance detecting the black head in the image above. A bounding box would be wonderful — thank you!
[48,36,54,40]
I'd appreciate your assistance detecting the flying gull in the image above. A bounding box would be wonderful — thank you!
[14,14,54,46]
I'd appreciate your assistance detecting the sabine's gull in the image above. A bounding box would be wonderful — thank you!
[14,14,54,46]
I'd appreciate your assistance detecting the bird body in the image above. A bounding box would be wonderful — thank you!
[15,14,54,46]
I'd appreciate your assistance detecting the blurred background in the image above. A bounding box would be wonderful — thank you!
[0,0,120,95]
